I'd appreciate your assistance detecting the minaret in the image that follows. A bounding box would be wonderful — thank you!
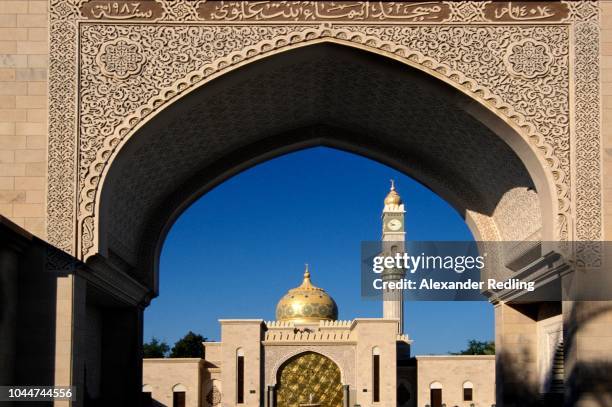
[381,180,406,333]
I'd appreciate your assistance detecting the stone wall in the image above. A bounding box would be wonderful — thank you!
[0,0,47,239]
[416,355,495,407]
[143,358,203,407]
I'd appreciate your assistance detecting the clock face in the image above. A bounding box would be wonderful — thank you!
[387,219,402,231]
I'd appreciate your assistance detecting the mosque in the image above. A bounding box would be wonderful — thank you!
[142,184,495,407]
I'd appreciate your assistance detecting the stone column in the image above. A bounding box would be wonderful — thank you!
[267,385,275,407]
[342,384,349,407]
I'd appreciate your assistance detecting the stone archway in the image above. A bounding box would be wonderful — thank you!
[276,351,343,407]
[22,2,604,406]
[46,2,605,267]
[89,41,551,292]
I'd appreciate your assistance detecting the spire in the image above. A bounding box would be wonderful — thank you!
[300,263,313,288]
[390,179,395,191]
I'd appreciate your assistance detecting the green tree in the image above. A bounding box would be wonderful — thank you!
[452,339,495,355]
[143,337,169,358]
[170,331,207,358]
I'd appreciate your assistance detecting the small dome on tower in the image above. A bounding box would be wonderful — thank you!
[275,265,338,323]
[384,179,402,206]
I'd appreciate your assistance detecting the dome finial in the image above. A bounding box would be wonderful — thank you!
[301,263,313,287]
[384,180,402,206]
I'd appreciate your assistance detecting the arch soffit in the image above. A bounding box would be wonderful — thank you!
[89,27,562,261]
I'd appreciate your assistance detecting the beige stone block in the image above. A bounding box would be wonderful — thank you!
[605,201,612,217]
[0,109,25,121]
[15,148,44,162]
[0,14,16,27]
[0,135,24,148]
[606,174,612,189]
[14,175,43,189]
[0,28,27,41]
[27,54,47,68]
[0,81,26,95]
[0,95,15,108]
[26,135,45,148]
[0,190,25,203]
[0,202,11,216]
[15,67,45,81]
[28,1,47,14]
[24,216,43,235]
[0,176,13,189]
[17,40,46,54]
[601,83,612,97]
[26,81,45,95]
[26,108,44,122]
[15,121,44,135]
[0,1,28,14]
[0,54,27,68]
[15,95,45,108]
[28,27,46,41]
[0,41,16,53]
[0,121,14,135]
[0,68,15,81]
[0,149,13,162]
[9,216,23,227]
[25,189,43,203]
[16,14,46,28]
[602,69,612,83]
[12,202,42,217]
[25,162,44,176]
[602,56,612,70]
[0,162,25,175]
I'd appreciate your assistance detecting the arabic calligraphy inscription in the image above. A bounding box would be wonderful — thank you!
[81,0,164,20]
[78,1,571,23]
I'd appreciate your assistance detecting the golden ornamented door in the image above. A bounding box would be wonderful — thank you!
[276,352,343,407]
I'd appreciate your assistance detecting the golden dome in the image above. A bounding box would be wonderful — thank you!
[275,265,338,323]
[384,179,402,205]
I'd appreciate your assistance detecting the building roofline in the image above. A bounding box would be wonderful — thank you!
[416,355,495,360]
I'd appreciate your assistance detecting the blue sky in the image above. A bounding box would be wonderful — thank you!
[145,147,493,355]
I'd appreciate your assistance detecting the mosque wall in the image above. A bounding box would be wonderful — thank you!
[353,319,400,406]
[415,355,495,407]
[143,358,203,407]
[219,320,264,407]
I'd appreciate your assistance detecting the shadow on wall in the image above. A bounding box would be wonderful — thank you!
[0,217,58,398]
[565,302,612,407]
[498,301,612,407]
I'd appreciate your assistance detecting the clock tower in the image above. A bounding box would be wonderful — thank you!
[381,180,406,333]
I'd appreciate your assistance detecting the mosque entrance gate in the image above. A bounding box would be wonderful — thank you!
[0,1,606,407]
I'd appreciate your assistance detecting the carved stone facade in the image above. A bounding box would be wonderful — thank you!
[46,1,601,264]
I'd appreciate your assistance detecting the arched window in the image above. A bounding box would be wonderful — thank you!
[463,381,474,401]
[172,384,186,407]
[142,384,153,407]
[237,348,245,404]
[372,347,381,403]
[430,382,443,407]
